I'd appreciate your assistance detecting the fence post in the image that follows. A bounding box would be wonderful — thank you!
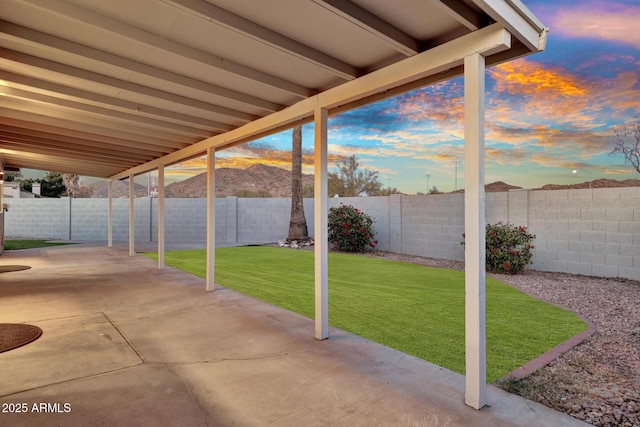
[68,196,72,240]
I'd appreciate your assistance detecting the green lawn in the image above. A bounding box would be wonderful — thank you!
[143,246,586,382]
[4,240,75,250]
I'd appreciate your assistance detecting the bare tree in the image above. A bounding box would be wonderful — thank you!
[609,114,640,174]
[328,155,383,197]
[287,126,309,242]
[62,174,80,197]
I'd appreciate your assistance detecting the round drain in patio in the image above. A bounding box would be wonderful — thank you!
[0,265,31,273]
[0,323,42,353]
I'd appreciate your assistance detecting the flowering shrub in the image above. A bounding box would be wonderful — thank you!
[328,204,377,252]
[462,222,536,274]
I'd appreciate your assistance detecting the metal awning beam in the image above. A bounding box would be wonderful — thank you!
[431,0,487,30]
[0,107,191,151]
[1,48,258,123]
[0,135,155,163]
[0,71,234,133]
[1,86,210,139]
[0,20,284,114]
[166,0,359,80]
[0,149,129,176]
[474,0,547,51]
[14,0,316,99]
[0,141,145,168]
[314,0,422,56]
[0,117,181,156]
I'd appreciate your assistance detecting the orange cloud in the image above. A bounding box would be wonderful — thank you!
[486,59,638,155]
[488,61,595,127]
[552,5,640,48]
[422,151,460,162]
[487,123,609,155]
[490,61,587,98]
[485,147,532,165]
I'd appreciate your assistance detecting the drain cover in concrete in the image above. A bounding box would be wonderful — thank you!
[0,323,42,353]
[0,265,32,273]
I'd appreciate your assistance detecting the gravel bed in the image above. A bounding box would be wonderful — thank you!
[366,251,640,427]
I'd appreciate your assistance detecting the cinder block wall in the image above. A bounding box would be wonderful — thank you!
[4,187,639,281]
[394,193,464,259]
[4,197,69,239]
[524,188,640,280]
[237,198,290,243]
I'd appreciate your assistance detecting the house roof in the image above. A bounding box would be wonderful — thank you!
[0,0,547,179]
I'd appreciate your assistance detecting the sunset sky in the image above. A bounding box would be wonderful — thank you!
[162,0,639,194]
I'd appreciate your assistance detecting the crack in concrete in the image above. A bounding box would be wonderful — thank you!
[0,364,143,398]
[162,348,315,366]
[210,348,312,363]
[22,311,105,323]
[102,312,148,364]
[164,364,212,427]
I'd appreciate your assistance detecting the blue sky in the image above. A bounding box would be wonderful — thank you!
[170,0,638,194]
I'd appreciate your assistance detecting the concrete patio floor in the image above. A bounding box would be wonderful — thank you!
[0,243,588,426]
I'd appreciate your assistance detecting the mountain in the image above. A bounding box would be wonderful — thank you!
[87,180,148,198]
[165,164,314,198]
[535,178,640,190]
[86,166,638,198]
[452,181,524,193]
[485,181,523,192]
[444,178,640,194]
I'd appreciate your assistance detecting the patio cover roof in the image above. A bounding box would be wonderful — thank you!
[0,0,546,178]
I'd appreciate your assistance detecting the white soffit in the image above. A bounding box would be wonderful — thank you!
[0,0,547,178]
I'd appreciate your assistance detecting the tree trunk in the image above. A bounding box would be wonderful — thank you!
[288,126,309,242]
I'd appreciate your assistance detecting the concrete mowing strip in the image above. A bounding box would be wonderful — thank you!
[499,307,597,381]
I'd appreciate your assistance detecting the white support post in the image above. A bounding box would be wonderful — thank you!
[314,108,329,340]
[157,165,165,269]
[107,179,113,247]
[128,174,135,256]
[206,147,216,291]
[464,52,487,409]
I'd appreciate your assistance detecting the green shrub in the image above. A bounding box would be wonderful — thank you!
[462,222,536,274]
[233,189,271,198]
[328,204,377,252]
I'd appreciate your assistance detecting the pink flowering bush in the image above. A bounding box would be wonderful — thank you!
[462,222,535,274]
[328,204,377,252]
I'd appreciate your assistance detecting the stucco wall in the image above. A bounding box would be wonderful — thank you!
[4,187,639,280]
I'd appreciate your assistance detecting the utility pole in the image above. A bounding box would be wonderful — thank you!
[572,169,592,189]
[425,174,431,193]
[454,161,459,191]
